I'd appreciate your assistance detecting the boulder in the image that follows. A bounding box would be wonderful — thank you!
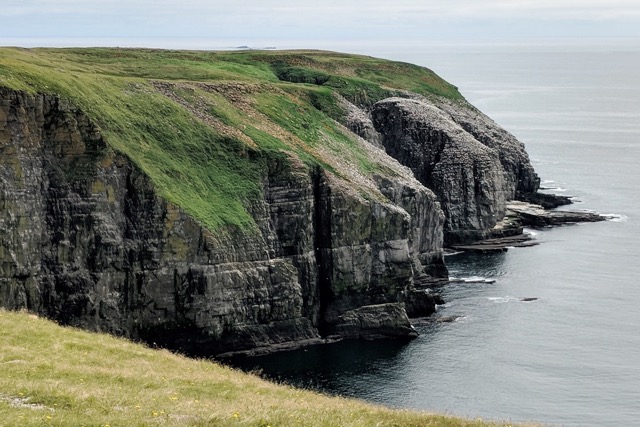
[329,303,418,339]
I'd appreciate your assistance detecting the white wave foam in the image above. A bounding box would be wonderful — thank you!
[444,250,464,257]
[601,213,628,222]
[540,186,568,192]
[487,296,519,304]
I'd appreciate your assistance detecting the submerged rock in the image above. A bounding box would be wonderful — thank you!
[413,315,462,325]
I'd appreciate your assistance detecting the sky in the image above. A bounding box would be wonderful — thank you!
[1,0,640,50]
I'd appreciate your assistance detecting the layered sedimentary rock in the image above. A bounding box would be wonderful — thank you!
[370,97,540,244]
[0,88,446,355]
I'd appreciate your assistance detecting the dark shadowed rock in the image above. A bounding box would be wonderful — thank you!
[330,303,419,339]
[516,191,573,209]
[404,289,442,318]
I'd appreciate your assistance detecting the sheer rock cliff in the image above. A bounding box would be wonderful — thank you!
[0,88,446,355]
[369,97,540,244]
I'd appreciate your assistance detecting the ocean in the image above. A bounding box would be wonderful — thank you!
[229,44,640,426]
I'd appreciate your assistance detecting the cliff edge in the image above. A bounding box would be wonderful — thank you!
[0,48,546,355]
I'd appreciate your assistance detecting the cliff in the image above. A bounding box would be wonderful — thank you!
[0,48,544,355]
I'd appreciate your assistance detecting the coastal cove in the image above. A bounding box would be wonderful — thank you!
[227,44,640,427]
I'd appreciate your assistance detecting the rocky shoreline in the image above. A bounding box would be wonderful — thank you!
[0,50,611,357]
[447,198,606,253]
[506,200,605,227]
[216,197,607,357]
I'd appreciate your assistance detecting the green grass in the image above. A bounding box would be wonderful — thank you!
[239,50,463,101]
[0,309,532,427]
[0,47,463,233]
[0,48,265,231]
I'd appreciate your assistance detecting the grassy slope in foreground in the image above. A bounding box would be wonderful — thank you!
[0,309,531,427]
[0,47,461,233]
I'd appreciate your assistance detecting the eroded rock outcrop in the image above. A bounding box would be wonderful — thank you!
[361,95,552,246]
[330,303,418,340]
[371,97,511,244]
[506,201,605,227]
[0,88,446,355]
[432,97,540,198]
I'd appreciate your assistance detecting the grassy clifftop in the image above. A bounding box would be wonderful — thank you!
[0,309,525,426]
[0,47,461,232]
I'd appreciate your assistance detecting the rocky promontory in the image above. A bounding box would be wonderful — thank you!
[370,96,540,245]
[0,48,600,356]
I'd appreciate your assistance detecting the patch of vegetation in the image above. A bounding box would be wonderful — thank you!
[269,63,392,108]
[303,87,346,121]
[0,46,463,232]
[242,50,463,101]
[253,92,378,174]
[47,47,279,83]
[272,62,331,85]
[0,309,527,426]
[324,75,393,108]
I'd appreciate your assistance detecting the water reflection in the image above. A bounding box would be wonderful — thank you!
[227,338,417,397]
[446,250,508,278]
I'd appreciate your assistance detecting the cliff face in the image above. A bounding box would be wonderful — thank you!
[0,48,545,355]
[369,97,539,244]
[0,88,444,355]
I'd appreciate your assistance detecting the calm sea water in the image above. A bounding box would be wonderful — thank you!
[229,45,640,426]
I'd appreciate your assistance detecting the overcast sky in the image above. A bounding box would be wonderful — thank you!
[2,0,640,49]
